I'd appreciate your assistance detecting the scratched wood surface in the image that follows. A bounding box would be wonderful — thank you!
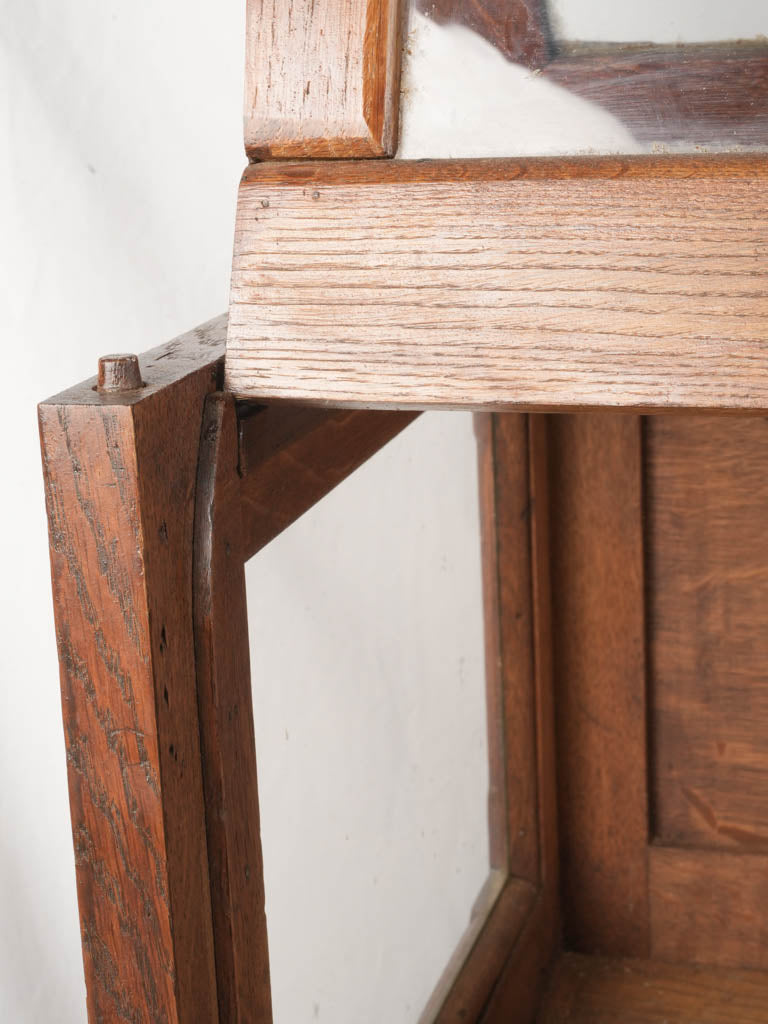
[537,952,768,1024]
[245,0,404,158]
[39,317,226,1022]
[409,2,768,146]
[227,156,768,412]
[646,416,768,852]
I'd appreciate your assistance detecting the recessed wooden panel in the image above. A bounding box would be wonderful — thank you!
[646,416,768,852]
[244,0,404,159]
[650,846,768,970]
[227,157,768,412]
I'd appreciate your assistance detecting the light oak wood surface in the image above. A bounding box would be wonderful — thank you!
[227,156,768,412]
[244,0,403,158]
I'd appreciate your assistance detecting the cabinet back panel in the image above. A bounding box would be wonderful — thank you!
[646,415,768,852]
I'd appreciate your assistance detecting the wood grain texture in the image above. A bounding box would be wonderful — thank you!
[244,0,404,158]
[546,43,768,149]
[227,156,768,411]
[39,317,226,1022]
[237,404,418,559]
[536,952,768,1024]
[548,415,649,958]
[481,889,560,1024]
[650,846,768,970]
[416,0,553,68]
[423,874,536,1023]
[480,416,559,1024]
[194,393,272,1022]
[423,414,558,1021]
[479,413,539,883]
[646,416,768,852]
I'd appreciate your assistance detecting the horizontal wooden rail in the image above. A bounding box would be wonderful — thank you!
[237,404,418,560]
[226,155,768,413]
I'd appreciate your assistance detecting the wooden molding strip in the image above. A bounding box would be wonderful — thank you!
[415,0,553,69]
[548,414,650,958]
[244,0,404,159]
[546,43,768,148]
[226,156,768,412]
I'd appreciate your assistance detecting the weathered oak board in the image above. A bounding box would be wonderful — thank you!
[245,0,404,158]
[226,156,768,412]
[646,415,768,853]
[39,317,226,1022]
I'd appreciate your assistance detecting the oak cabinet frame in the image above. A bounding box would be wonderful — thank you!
[39,1,768,1020]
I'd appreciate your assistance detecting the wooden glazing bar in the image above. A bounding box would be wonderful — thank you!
[548,414,650,958]
[194,393,273,1022]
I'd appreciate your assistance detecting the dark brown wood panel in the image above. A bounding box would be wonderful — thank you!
[238,405,418,560]
[548,415,649,958]
[194,393,272,1022]
[39,318,226,1022]
[546,43,768,149]
[650,846,768,970]
[227,156,768,412]
[646,416,768,852]
[537,952,768,1024]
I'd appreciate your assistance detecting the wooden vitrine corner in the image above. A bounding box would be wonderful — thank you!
[42,314,557,1021]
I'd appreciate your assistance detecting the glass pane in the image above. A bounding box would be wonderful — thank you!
[245,414,490,1023]
[401,1,768,155]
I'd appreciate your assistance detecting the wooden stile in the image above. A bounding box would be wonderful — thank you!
[244,0,404,159]
[39,318,227,1023]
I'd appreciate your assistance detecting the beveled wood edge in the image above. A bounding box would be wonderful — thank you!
[194,393,273,1021]
[244,0,406,161]
[240,152,768,187]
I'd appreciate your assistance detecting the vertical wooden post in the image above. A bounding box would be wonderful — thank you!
[194,393,273,1022]
[39,320,226,1022]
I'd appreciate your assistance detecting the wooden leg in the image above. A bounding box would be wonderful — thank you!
[39,320,225,1023]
